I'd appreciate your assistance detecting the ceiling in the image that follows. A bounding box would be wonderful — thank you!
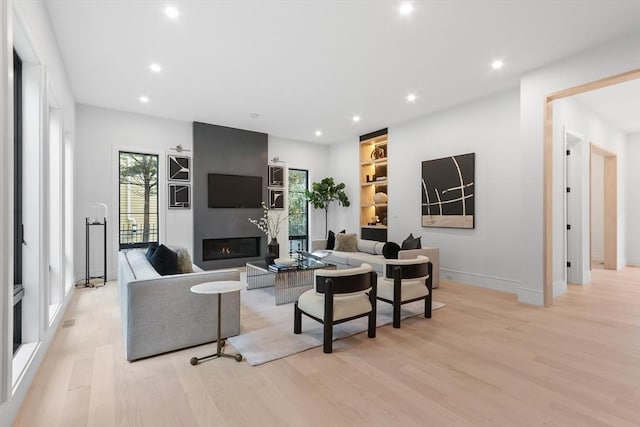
[45,1,640,144]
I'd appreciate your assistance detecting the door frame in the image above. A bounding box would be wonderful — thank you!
[543,68,640,306]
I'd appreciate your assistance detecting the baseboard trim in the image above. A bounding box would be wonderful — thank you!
[553,280,567,298]
[439,268,520,294]
[517,286,544,306]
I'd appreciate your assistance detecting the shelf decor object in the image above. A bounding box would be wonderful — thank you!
[168,155,190,181]
[373,192,388,203]
[421,152,475,229]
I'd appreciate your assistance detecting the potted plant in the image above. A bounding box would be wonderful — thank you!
[305,177,350,237]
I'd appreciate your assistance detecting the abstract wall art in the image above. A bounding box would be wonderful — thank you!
[421,152,475,228]
[168,155,190,181]
[269,188,285,209]
[169,184,191,209]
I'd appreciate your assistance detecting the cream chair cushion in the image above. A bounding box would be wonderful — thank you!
[379,256,430,302]
[297,263,373,321]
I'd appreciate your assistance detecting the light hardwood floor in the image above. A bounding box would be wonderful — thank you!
[14,268,640,426]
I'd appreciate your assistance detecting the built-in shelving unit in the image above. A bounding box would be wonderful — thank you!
[359,128,388,242]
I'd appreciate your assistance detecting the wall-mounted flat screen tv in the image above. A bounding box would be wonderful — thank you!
[208,173,263,208]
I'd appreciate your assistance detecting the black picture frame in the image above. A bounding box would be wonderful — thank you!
[169,184,191,209]
[268,165,284,187]
[269,188,285,209]
[168,155,190,181]
[421,152,475,229]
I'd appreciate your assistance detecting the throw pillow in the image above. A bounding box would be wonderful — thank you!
[401,233,422,250]
[326,230,336,250]
[145,242,159,262]
[149,244,180,276]
[334,233,358,252]
[169,245,194,274]
[382,242,401,259]
[326,229,346,250]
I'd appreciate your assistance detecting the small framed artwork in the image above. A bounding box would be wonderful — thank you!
[269,188,285,209]
[268,165,284,187]
[169,184,191,209]
[168,155,190,181]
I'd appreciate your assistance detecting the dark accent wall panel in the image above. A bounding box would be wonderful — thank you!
[193,122,268,270]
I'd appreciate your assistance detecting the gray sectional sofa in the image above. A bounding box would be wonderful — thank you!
[117,249,241,361]
[311,239,440,288]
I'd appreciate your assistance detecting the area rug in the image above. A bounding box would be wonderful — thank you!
[228,285,445,366]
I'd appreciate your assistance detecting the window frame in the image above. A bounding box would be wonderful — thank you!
[118,151,160,249]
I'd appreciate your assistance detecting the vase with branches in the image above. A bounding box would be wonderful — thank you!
[305,177,350,238]
[248,202,288,263]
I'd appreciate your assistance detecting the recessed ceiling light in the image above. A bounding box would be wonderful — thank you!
[406,93,417,102]
[315,130,323,137]
[399,2,413,16]
[491,59,504,70]
[164,6,179,19]
[352,115,361,123]
[149,63,162,73]
[139,95,149,104]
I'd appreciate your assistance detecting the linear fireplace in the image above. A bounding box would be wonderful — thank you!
[203,237,261,261]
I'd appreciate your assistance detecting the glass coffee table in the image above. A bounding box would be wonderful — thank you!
[246,258,336,305]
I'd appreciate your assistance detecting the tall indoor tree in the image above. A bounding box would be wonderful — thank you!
[305,177,350,237]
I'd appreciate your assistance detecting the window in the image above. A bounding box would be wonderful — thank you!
[119,152,159,248]
[13,49,23,354]
[288,169,309,253]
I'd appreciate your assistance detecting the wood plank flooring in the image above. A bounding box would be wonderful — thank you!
[13,267,640,426]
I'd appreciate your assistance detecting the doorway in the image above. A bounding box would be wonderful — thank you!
[543,67,640,306]
[590,144,617,270]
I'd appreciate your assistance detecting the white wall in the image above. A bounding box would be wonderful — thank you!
[268,136,330,249]
[520,29,640,305]
[626,132,640,266]
[591,153,604,263]
[389,89,521,293]
[327,139,360,236]
[75,105,193,280]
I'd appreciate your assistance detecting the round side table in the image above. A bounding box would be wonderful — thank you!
[190,281,246,365]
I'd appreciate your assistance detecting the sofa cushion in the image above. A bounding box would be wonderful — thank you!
[335,233,358,252]
[401,233,421,250]
[126,249,161,280]
[168,245,194,274]
[383,242,401,259]
[326,229,345,250]
[149,244,180,276]
[357,239,375,254]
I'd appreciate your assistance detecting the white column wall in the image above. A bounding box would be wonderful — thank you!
[75,105,193,280]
